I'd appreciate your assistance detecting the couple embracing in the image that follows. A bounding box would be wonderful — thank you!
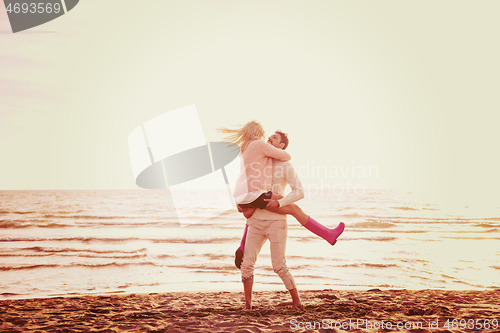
[220,121,345,310]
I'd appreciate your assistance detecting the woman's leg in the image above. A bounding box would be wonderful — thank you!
[271,204,308,225]
[235,223,249,269]
[272,204,345,245]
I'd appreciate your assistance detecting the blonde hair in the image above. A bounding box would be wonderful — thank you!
[218,120,265,152]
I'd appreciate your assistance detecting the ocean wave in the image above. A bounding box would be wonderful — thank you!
[377,217,492,224]
[292,235,399,242]
[398,258,430,264]
[154,254,177,259]
[0,236,239,244]
[407,275,445,282]
[438,274,482,288]
[286,255,337,261]
[0,236,143,243]
[337,212,365,218]
[346,229,428,234]
[0,221,23,228]
[348,236,398,242]
[0,252,150,259]
[351,221,397,229]
[0,220,181,229]
[0,264,58,271]
[338,263,399,269]
[0,217,180,229]
[442,236,500,241]
[0,221,71,229]
[73,221,180,227]
[23,246,149,254]
[390,206,419,211]
[184,253,232,260]
[338,206,356,211]
[42,214,117,219]
[0,262,159,271]
[117,282,162,289]
[0,247,156,259]
[0,253,48,257]
[0,210,36,215]
[151,237,239,244]
[474,223,499,228]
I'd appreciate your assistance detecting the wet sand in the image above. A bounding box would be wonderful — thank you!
[1,289,499,332]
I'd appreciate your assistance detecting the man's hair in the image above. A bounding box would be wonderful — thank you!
[275,130,289,150]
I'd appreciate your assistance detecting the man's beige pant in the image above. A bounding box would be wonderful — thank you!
[240,216,297,290]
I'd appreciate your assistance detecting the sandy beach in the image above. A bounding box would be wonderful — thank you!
[1,289,499,332]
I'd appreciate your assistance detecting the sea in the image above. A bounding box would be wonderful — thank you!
[1,189,499,300]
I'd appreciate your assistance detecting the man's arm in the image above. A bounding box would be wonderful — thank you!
[260,140,291,161]
[267,163,304,210]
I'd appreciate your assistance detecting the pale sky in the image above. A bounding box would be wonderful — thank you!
[1,1,499,207]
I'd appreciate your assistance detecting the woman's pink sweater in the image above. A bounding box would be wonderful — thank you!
[233,140,291,200]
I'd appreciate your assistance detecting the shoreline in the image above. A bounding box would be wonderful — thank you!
[3,285,499,301]
[5,284,499,302]
[1,289,499,332]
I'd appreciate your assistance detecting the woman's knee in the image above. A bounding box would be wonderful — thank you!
[287,204,302,217]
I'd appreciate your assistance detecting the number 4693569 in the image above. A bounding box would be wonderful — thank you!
[6,3,62,14]
[444,319,498,330]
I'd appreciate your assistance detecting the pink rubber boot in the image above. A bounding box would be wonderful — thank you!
[235,224,248,269]
[304,217,345,245]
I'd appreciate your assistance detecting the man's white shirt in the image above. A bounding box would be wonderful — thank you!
[251,160,304,221]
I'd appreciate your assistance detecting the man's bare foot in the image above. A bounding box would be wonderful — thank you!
[245,303,252,310]
[288,288,302,311]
